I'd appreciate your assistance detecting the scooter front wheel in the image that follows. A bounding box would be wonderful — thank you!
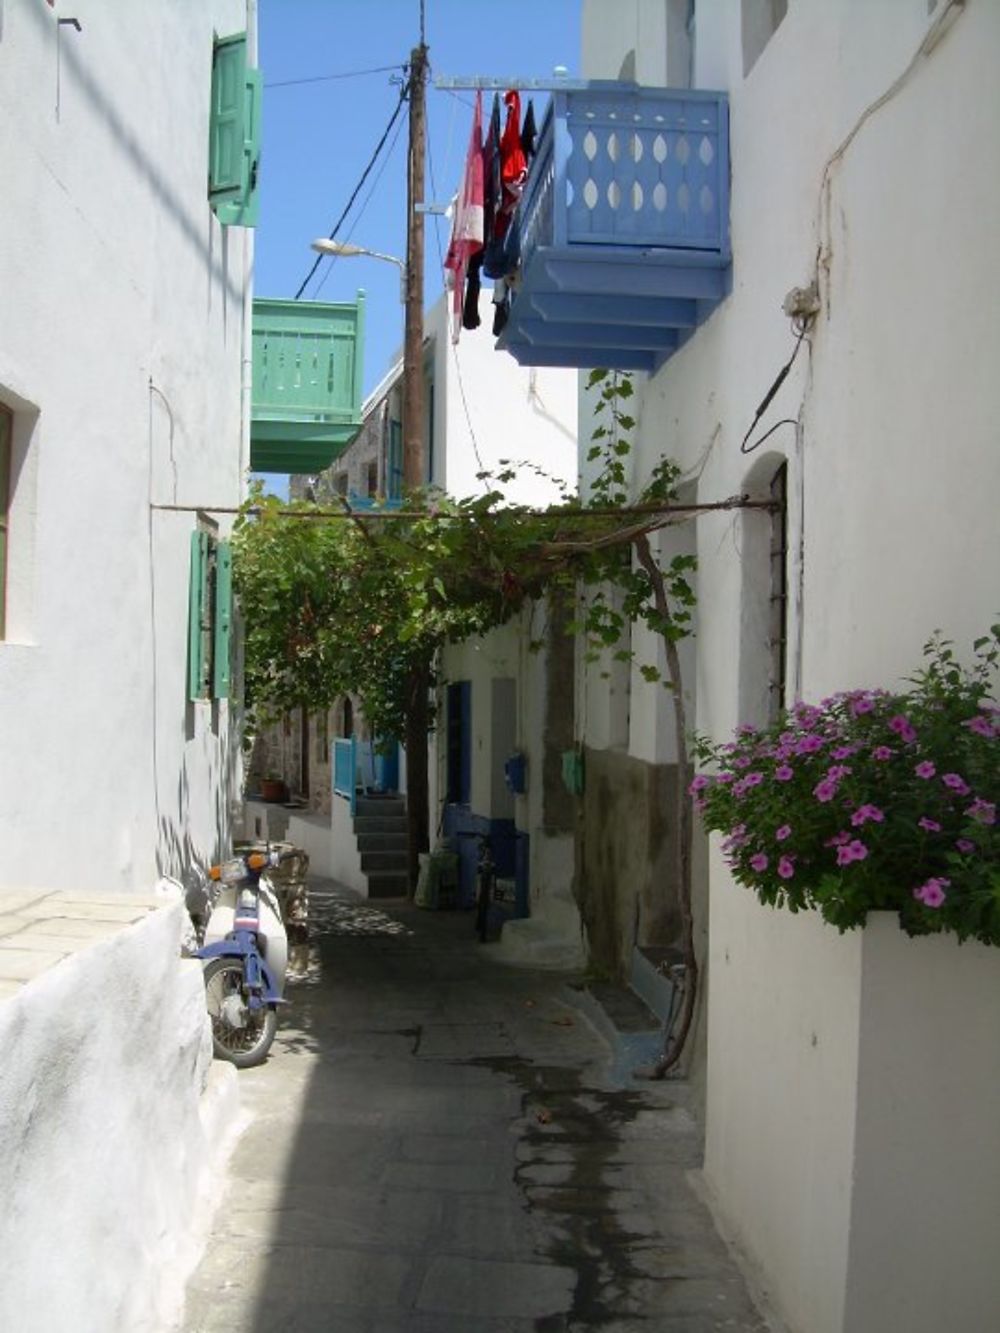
[203,957,278,1068]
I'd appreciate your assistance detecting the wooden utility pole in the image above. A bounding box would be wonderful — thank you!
[402,42,427,490]
[403,39,431,889]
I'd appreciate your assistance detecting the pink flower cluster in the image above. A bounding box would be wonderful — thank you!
[913,877,950,909]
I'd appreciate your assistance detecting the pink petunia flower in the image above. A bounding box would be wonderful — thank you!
[851,804,885,827]
[913,877,950,909]
[889,715,918,743]
[775,824,792,842]
[956,839,976,854]
[814,778,838,803]
[915,761,936,780]
[774,764,794,782]
[749,852,769,873]
[835,839,868,866]
[918,817,942,833]
[777,856,795,879]
[964,714,996,738]
[689,775,711,795]
[965,799,996,825]
[872,746,894,761]
[796,734,825,756]
[942,773,971,796]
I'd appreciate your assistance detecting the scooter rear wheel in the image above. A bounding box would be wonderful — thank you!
[203,957,278,1068]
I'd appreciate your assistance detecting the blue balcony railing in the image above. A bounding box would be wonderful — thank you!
[500,83,731,373]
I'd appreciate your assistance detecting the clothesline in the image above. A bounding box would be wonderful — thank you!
[434,75,586,92]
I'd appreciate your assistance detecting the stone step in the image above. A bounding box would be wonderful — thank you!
[356,796,405,819]
[354,815,408,836]
[361,849,409,873]
[356,831,407,854]
[366,871,409,899]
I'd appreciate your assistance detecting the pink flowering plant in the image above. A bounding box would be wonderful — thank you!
[692,630,1000,944]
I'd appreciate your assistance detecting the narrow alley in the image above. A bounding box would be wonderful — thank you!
[181,881,770,1333]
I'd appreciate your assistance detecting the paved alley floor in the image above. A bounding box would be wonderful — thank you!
[181,881,770,1333]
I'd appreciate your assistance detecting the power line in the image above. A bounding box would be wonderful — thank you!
[313,109,408,300]
[294,79,411,300]
[265,63,405,89]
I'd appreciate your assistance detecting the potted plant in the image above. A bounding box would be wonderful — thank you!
[692,629,1000,944]
[259,775,287,804]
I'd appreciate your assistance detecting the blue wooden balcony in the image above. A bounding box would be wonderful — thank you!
[251,295,365,474]
[498,84,730,373]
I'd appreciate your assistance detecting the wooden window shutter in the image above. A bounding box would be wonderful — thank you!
[213,540,233,698]
[188,530,210,700]
[209,33,248,207]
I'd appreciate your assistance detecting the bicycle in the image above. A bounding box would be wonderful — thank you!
[457,831,495,943]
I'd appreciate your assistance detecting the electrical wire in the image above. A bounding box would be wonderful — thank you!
[294,78,411,300]
[739,325,809,455]
[265,63,405,89]
[312,108,408,301]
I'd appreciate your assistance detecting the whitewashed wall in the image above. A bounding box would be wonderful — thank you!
[581,2,1000,1331]
[0,0,251,891]
[431,291,578,505]
[0,900,239,1333]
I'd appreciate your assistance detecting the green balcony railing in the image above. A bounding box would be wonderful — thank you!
[250,294,365,473]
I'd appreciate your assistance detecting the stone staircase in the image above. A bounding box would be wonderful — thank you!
[354,795,409,898]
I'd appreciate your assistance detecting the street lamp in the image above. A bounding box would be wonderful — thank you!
[310,238,407,303]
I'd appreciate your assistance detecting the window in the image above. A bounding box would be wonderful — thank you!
[188,528,233,700]
[334,471,349,497]
[741,0,787,76]
[0,405,10,639]
[208,31,262,227]
[366,460,378,497]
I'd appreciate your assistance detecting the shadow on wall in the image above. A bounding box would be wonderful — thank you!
[24,0,243,307]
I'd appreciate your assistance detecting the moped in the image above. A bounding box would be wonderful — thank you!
[196,848,290,1068]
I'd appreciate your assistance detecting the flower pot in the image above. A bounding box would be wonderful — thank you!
[260,778,287,803]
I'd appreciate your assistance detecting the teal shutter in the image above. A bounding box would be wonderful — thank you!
[210,34,261,228]
[209,33,247,205]
[188,531,209,700]
[213,540,233,698]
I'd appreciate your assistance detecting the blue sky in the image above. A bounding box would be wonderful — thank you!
[255,0,581,422]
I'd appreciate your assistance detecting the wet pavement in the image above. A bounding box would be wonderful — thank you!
[180,880,770,1332]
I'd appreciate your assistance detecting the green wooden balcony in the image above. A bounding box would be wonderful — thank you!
[250,295,365,474]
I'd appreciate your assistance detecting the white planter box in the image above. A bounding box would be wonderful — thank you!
[843,913,1000,1333]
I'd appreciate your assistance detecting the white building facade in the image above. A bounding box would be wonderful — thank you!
[572,3,1000,1331]
[0,4,257,1328]
[0,0,255,892]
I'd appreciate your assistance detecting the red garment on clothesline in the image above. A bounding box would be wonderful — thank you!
[444,91,484,343]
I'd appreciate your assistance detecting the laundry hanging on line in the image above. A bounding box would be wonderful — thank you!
[443,89,538,344]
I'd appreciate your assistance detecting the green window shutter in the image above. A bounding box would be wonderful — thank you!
[213,540,233,698]
[188,530,209,701]
[209,33,248,206]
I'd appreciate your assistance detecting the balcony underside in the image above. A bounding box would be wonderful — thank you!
[499,245,730,373]
[250,418,359,474]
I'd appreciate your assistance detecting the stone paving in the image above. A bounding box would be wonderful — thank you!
[0,889,164,1001]
[181,880,771,1332]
